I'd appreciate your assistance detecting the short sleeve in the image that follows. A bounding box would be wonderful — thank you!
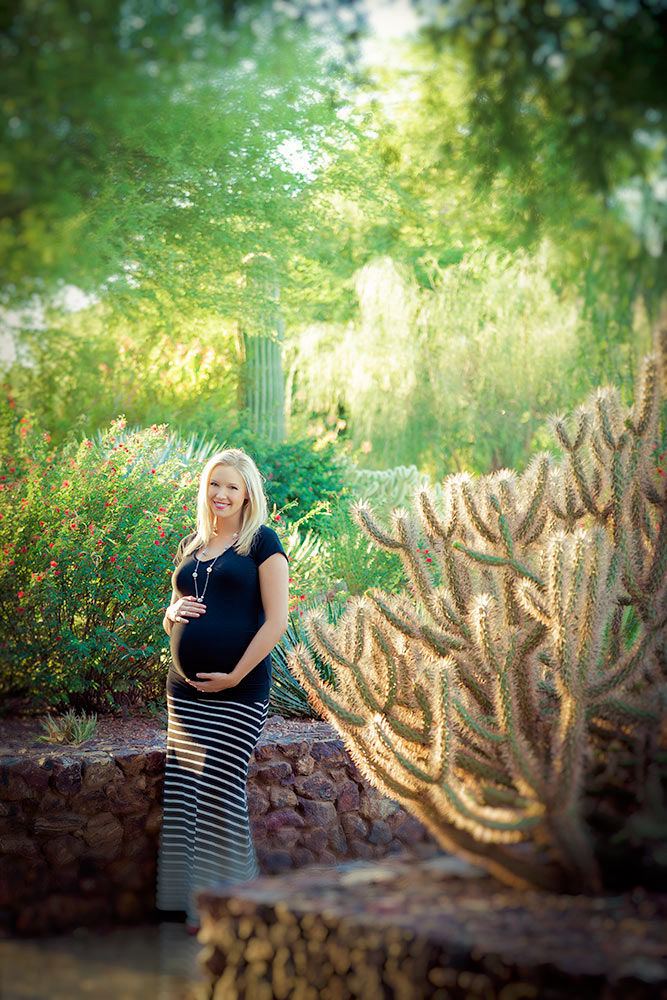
[251,525,288,566]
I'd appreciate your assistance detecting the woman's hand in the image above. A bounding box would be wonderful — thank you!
[166,597,207,624]
[187,672,238,693]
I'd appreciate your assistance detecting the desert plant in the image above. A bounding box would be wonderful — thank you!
[270,600,345,718]
[37,709,98,745]
[289,342,666,893]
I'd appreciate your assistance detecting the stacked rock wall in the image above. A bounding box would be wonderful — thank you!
[0,730,435,935]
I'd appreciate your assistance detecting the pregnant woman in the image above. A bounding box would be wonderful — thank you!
[156,448,288,932]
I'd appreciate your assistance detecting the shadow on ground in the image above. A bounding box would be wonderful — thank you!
[0,922,206,1000]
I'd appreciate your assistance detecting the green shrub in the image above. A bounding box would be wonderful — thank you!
[317,499,408,597]
[0,414,197,712]
[223,430,346,529]
[0,406,340,714]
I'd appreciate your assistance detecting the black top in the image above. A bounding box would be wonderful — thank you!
[168,524,287,703]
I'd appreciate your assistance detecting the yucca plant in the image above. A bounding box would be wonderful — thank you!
[289,342,666,893]
[37,709,98,745]
[270,600,345,718]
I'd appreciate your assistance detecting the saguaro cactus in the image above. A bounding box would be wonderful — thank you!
[289,344,666,892]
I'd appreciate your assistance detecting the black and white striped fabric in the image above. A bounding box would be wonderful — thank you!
[156,692,269,925]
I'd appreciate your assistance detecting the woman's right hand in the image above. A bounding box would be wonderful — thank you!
[166,597,207,624]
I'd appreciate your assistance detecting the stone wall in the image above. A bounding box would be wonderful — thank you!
[0,729,435,935]
[195,857,667,1000]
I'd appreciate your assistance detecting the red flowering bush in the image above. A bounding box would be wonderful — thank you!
[0,414,197,712]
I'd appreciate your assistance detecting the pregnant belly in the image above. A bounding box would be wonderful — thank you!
[170,617,256,682]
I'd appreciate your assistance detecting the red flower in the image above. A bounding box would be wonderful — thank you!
[50,560,57,567]
[53,570,60,576]
[17,591,24,599]
[109,556,117,564]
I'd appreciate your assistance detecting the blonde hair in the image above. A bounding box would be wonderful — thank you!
[180,449,267,559]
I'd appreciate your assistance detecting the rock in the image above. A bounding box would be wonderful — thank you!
[257,762,293,783]
[298,799,337,828]
[349,838,374,860]
[253,744,277,762]
[116,753,146,778]
[250,815,268,840]
[341,813,368,840]
[246,785,270,816]
[390,813,426,846]
[108,857,146,890]
[34,813,85,836]
[291,846,315,868]
[301,828,327,854]
[0,775,32,801]
[360,789,399,821]
[327,823,348,855]
[83,812,123,861]
[315,848,336,865]
[144,750,165,774]
[269,785,298,809]
[293,774,337,801]
[257,849,293,875]
[293,754,315,775]
[368,820,393,846]
[116,890,144,921]
[247,760,259,778]
[265,809,304,833]
[52,758,83,796]
[76,788,109,814]
[144,805,163,835]
[105,786,150,816]
[336,780,360,812]
[81,757,120,792]
[310,740,348,764]
[0,834,41,859]
[43,835,84,868]
[272,827,301,849]
[277,740,311,760]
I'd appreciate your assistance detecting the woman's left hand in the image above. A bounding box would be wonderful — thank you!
[187,672,238,692]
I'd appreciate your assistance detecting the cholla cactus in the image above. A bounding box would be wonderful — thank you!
[289,346,666,892]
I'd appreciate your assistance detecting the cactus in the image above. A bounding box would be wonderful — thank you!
[289,345,666,892]
[346,464,441,512]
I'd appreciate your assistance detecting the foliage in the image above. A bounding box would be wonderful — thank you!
[0,413,198,712]
[316,499,408,598]
[290,248,651,475]
[3,302,238,444]
[0,401,340,713]
[227,431,346,528]
[427,0,667,203]
[36,709,98,746]
[289,346,666,893]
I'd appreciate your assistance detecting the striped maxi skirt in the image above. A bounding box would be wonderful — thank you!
[156,691,269,925]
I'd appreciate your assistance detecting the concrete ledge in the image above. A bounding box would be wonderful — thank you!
[195,856,667,1000]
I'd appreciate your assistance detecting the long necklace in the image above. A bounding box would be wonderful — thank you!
[192,532,238,603]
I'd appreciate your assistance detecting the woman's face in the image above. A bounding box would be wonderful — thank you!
[207,464,249,527]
